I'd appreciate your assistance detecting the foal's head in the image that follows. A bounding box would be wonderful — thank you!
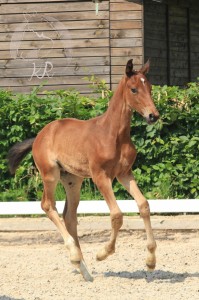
[125,59,159,124]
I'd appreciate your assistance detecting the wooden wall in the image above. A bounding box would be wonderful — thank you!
[1,0,198,92]
[0,0,143,94]
[0,0,110,93]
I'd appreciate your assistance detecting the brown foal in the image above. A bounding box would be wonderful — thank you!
[8,59,159,282]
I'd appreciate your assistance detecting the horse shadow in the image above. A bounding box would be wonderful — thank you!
[104,269,199,283]
[0,297,25,300]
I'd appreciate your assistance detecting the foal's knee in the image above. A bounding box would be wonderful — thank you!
[41,200,50,213]
[41,196,55,214]
[139,201,150,218]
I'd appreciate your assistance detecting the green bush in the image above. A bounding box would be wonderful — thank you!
[0,79,198,201]
[132,82,199,199]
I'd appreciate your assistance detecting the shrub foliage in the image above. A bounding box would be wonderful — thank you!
[0,78,198,201]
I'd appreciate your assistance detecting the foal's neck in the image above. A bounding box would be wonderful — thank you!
[100,77,132,140]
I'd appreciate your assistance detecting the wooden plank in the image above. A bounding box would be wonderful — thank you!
[111,20,142,30]
[110,11,142,20]
[0,2,109,14]
[0,29,109,42]
[4,38,110,51]
[0,47,110,60]
[0,20,109,33]
[0,56,110,69]
[0,65,110,78]
[6,84,107,94]
[111,65,140,75]
[0,11,109,24]
[110,2,142,11]
[110,0,142,3]
[111,38,142,47]
[0,75,110,87]
[111,29,142,39]
[111,56,142,66]
[111,47,143,57]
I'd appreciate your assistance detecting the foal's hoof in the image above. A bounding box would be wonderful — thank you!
[96,247,115,261]
[146,263,156,272]
[146,254,156,272]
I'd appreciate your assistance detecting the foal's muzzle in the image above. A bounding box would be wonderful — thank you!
[147,113,159,124]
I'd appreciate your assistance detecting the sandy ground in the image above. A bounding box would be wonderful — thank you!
[0,216,199,300]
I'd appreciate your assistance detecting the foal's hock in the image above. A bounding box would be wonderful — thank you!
[8,59,159,282]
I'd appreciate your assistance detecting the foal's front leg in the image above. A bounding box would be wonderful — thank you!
[117,172,157,271]
[92,172,123,261]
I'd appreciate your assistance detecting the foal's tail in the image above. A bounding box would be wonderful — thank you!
[8,138,35,174]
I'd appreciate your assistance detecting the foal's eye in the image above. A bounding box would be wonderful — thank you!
[131,88,138,94]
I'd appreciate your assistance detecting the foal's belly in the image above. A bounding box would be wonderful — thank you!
[58,154,91,178]
[63,163,91,178]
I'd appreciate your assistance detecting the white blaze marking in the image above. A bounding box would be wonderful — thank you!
[141,78,145,85]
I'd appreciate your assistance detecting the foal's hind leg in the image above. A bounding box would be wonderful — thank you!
[117,172,157,271]
[60,172,93,282]
[40,166,86,277]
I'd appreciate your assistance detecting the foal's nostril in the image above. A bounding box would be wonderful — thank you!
[149,113,155,122]
[149,113,159,123]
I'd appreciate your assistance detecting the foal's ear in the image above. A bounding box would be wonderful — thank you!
[125,59,134,78]
[139,59,150,75]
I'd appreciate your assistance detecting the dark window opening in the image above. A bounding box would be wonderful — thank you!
[144,0,199,86]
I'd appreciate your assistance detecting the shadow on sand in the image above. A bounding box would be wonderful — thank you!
[0,297,25,300]
[104,269,199,283]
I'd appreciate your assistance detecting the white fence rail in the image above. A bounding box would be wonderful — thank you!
[0,200,199,215]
